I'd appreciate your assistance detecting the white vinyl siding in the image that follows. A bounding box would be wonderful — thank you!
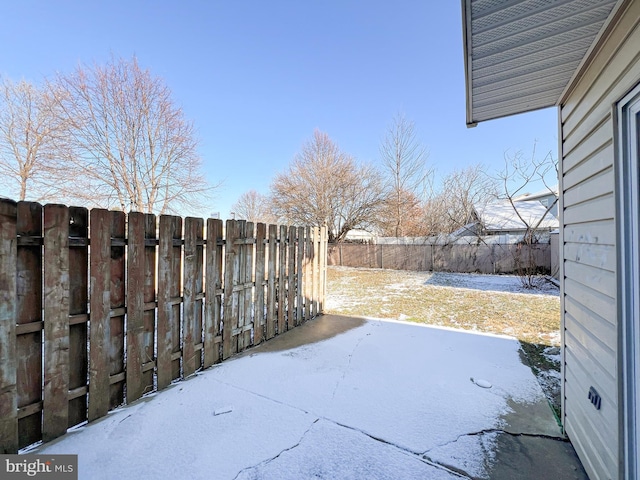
[560,1,640,479]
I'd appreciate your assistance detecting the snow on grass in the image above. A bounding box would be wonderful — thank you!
[325,266,561,346]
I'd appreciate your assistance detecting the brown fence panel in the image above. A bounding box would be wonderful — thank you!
[253,223,266,344]
[0,199,18,453]
[1,201,328,452]
[204,218,223,367]
[15,202,43,450]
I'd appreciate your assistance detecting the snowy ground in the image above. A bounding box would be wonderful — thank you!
[33,316,563,479]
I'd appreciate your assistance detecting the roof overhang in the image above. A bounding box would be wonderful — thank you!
[462,0,621,127]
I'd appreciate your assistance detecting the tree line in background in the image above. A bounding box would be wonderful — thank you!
[0,56,213,214]
[232,114,522,242]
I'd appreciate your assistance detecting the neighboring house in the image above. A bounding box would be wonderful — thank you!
[462,1,639,479]
[470,200,559,236]
[514,185,560,218]
[343,229,376,243]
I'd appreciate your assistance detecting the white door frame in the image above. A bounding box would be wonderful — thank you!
[616,83,640,480]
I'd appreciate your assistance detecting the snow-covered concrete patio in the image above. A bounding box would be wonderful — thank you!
[34,315,586,479]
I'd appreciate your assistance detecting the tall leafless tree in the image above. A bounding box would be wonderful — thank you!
[379,113,431,237]
[231,189,278,223]
[271,130,386,242]
[497,145,558,287]
[49,56,213,214]
[423,164,498,235]
[0,77,64,201]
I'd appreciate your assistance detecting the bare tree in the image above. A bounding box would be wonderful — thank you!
[231,189,278,223]
[49,56,212,214]
[497,144,559,287]
[0,77,64,201]
[379,113,431,237]
[271,130,386,242]
[424,164,498,235]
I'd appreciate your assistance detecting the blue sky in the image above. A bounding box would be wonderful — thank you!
[1,1,558,218]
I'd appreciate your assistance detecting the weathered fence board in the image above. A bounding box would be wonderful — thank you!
[0,200,326,453]
[254,223,266,344]
[204,218,223,367]
[43,204,70,441]
[89,209,111,421]
[266,224,277,339]
[287,226,296,330]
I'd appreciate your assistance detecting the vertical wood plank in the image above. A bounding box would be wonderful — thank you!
[304,226,312,322]
[266,224,277,339]
[312,226,320,317]
[296,226,305,325]
[16,201,43,449]
[204,218,223,367]
[142,214,156,392]
[319,226,327,313]
[287,226,296,329]
[223,220,238,359]
[236,221,246,351]
[0,199,18,453]
[157,215,178,390]
[67,206,88,428]
[243,222,254,348]
[194,219,204,371]
[278,225,287,334]
[43,204,70,441]
[88,209,111,421]
[253,223,266,345]
[126,212,145,403]
[183,217,202,377]
[109,211,126,409]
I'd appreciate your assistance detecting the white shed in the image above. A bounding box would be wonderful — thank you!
[462,1,639,479]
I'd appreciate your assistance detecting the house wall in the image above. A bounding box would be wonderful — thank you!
[560,2,640,479]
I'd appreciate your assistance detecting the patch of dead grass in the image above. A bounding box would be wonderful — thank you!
[325,266,560,346]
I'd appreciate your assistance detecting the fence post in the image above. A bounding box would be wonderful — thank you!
[312,226,320,317]
[0,199,18,453]
[296,226,305,326]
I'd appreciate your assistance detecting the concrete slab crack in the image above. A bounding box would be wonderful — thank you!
[232,419,320,480]
[331,333,369,400]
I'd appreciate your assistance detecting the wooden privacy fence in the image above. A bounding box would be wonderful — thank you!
[328,242,552,275]
[0,199,327,453]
